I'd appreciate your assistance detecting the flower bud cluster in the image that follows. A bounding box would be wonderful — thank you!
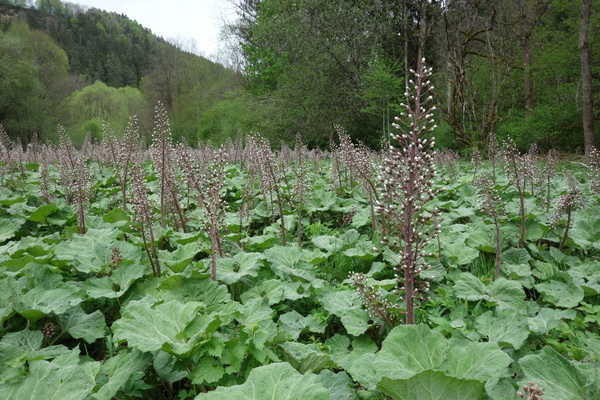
[517,382,545,400]
[349,272,395,326]
[474,173,504,219]
[42,322,56,341]
[588,147,600,194]
[541,149,557,211]
[551,173,584,227]
[111,247,122,270]
[334,125,377,196]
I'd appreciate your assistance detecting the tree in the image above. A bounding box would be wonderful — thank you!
[579,0,596,154]
[0,29,53,142]
[230,0,410,146]
[512,0,550,116]
[8,21,70,105]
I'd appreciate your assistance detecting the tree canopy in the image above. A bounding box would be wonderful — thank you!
[0,0,598,152]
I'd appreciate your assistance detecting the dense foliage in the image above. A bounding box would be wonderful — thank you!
[1,109,600,398]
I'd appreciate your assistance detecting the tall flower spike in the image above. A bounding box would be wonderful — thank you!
[375,59,439,325]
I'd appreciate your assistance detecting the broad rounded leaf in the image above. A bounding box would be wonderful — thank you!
[535,280,584,308]
[528,308,577,334]
[377,370,485,400]
[442,341,512,382]
[113,298,207,356]
[475,310,529,349]
[58,307,106,343]
[0,354,96,400]
[194,362,330,400]
[216,252,264,284]
[519,347,593,400]
[93,350,151,400]
[348,324,448,389]
[14,286,83,323]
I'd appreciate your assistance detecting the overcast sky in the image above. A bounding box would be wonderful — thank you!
[69,0,236,59]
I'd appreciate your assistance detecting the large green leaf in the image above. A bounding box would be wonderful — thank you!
[486,278,525,310]
[453,272,488,301]
[453,273,524,310]
[0,330,71,384]
[502,247,531,265]
[280,342,335,373]
[112,297,216,356]
[0,350,97,400]
[325,334,378,371]
[0,218,21,243]
[14,286,84,323]
[58,306,106,343]
[443,238,480,266]
[343,238,379,260]
[527,308,577,334]
[216,252,264,284]
[475,310,529,349]
[377,370,485,400]
[235,298,278,351]
[318,370,354,400]
[519,347,595,400]
[158,242,199,273]
[93,350,151,400]
[278,310,326,340]
[311,235,344,252]
[320,290,371,336]
[82,262,146,299]
[536,280,584,308]
[54,228,141,274]
[348,324,448,389]
[194,362,331,400]
[442,341,512,382]
[264,245,304,268]
[569,207,600,251]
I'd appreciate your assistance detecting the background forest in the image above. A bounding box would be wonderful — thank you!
[0,0,598,153]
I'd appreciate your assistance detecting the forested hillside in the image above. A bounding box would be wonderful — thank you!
[0,0,598,153]
[0,0,240,145]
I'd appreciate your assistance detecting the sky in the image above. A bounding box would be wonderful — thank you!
[69,0,237,59]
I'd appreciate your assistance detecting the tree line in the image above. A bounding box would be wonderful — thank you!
[0,0,597,153]
[226,0,598,153]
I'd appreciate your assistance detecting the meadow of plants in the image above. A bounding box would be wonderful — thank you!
[1,65,600,400]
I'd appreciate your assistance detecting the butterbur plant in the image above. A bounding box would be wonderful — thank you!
[374,59,440,325]
[475,173,504,279]
[542,149,557,212]
[249,135,287,244]
[335,126,381,233]
[130,163,161,277]
[552,173,584,251]
[503,139,529,246]
[106,117,141,210]
[57,126,91,234]
[291,134,310,245]
[150,102,186,231]
[587,147,600,194]
[180,146,227,281]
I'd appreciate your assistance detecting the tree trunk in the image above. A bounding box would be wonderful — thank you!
[522,33,534,116]
[579,0,596,155]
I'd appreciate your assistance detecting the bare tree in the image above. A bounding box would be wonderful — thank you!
[579,0,596,154]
